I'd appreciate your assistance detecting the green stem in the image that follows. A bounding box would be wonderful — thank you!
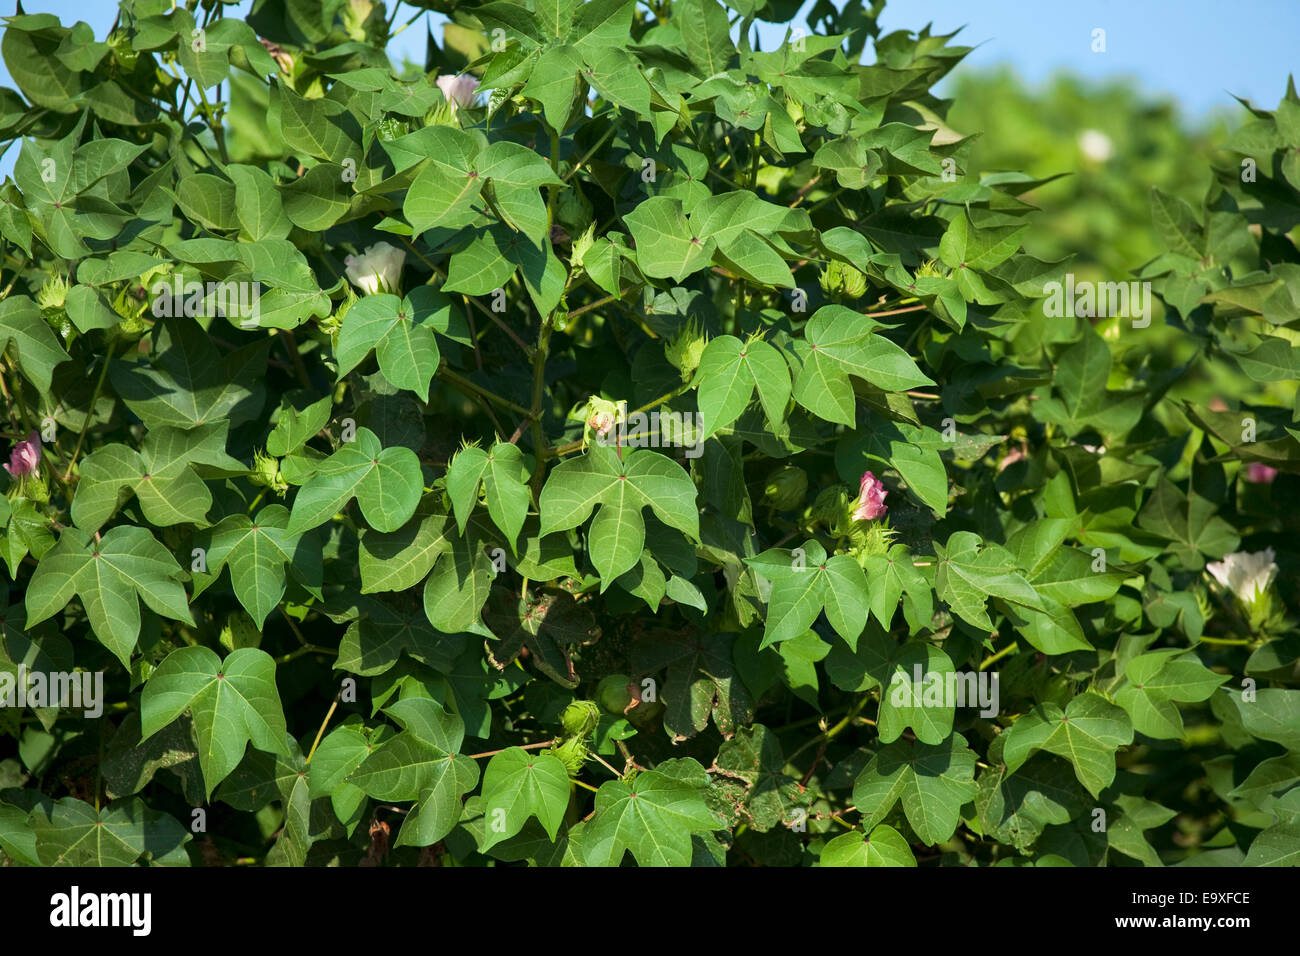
[529,319,554,491]
[787,694,869,763]
[192,80,230,165]
[563,124,616,182]
[63,340,119,482]
[305,697,339,764]
[980,641,1019,670]
[439,366,533,417]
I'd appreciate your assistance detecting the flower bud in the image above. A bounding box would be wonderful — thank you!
[819,259,866,299]
[561,699,600,737]
[851,470,888,522]
[37,275,68,311]
[550,736,588,776]
[763,465,807,511]
[249,450,288,496]
[570,222,596,270]
[665,319,707,382]
[4,431,40,480]
[578,396,625,448]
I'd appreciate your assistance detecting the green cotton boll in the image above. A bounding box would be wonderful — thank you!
[763,465,808,510]
[596,674,633,715]
[561,699,600,737]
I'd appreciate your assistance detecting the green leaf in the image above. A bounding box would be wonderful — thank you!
[678,0,733,77]
[624,196,714,281]
[792,305,933,425]
[820,824,916,866]
[287,427,423,534]
[933,531,1044,632]
[359,508,454,593]
[422,534,495,637]
[1034,328,1144,438]
[266,395,333,457]
[938,211,1027,271]
[445,442,531,552]
[403,127,483,235]
[206,504,321,628]
[336,292,445,402]
[0,296,70,394]
[477,140,564,243]
[696,335,790,436]
[71,422,245,533]
[539,444,699,585]
[25,525,194,668]
[226,164,293,241]
[852,734,979,845]
[479,747,571,849]
[582,759,721,866]
[1137,478,1240,570]
[1244,822,1300,867]
[110,318,269,429]
[140,646,290,798]
[34,797,190,866]
[346,730,479,847]
[1003,693,1134,798]
[745,540,868,649]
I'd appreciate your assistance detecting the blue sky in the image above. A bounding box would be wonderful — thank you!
[1,0,1297,176]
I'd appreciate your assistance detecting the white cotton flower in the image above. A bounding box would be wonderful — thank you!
[437,73,480,110]
[344,241,405,295]
[1078,129,1113,163]
[1206,548,1278,607]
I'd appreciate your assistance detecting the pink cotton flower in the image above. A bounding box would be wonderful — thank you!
[437,73,480,109]
[852,470,887,521]
[4,430,40,478]
[1246,462,1278,484]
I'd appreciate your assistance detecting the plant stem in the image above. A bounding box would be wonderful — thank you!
[279,330,312,389]
[980,641,1019,670]
[439,366,533,417]
[305,697,339,764]
[466,740,553,759]
[528,318,554,491]
[64,340,119,482]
